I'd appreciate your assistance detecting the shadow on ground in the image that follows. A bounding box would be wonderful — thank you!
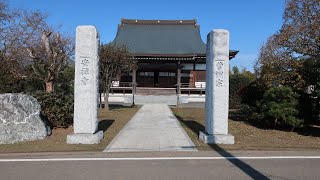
[98,119,114,132]
[297,125,320,137]
[209,144,270,179]
[175,115,205,134]
[99,104,135,110]
[176,115,270,179]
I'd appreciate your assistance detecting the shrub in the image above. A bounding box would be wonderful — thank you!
[55,66,74,94]
[229,73,252,109]
[255,86,303,131]
[240,104,257,122]
[32,92,74,128]
[240,80,266,108]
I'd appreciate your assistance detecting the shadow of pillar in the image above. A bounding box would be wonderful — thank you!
[209,144,270,180]
[176,116,269,179]
[98,119,115,132]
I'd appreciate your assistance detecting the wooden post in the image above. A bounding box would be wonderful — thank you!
[132,67,137,94]
[177,61,181,95]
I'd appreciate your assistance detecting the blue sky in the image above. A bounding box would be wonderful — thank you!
[9,0,285,71]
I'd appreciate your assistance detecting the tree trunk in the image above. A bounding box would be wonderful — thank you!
[104,87,110,111]
[46,70,54,93]
[290,126,295,132]
[45,81,54,93]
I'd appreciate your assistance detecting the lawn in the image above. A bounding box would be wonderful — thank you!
[172,108,320,151]
[0,106,139,153]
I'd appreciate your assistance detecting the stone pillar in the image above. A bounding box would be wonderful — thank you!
[67,26,103,144]
[199,29,234,144]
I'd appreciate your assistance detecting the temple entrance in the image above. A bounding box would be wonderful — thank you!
[137,71,176,88]
[154,72,159,87]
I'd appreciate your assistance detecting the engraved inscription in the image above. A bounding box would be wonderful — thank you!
[81,77,89,85]
[216,71,223,79]
[215,61,224,87]
[79,57,90,85]
[81,59,89,66]
[80,68,89,75]
[216,61,223,70]
[216,79,223,87]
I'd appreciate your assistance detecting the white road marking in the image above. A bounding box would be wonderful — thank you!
[0,156,320,162]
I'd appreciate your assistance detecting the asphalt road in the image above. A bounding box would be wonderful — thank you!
[0,151,319,180]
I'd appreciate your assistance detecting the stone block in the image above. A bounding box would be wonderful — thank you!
[67,131,103,144]
[199,131,234,144]
[178,95,189,104]
[134,95,177,106]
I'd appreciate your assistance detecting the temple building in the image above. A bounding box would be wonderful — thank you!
[108,18,238,106]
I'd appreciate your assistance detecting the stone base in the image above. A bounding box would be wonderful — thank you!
[199,131,234,144]
[67,131,103,144]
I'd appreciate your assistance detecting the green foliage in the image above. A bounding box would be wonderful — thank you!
[241,80,266,108]
[231,66,240,75]
[255,86,303,130]
[0,67,16,93]
[229,66,255,109]
[0,67,44,93]
[55,66,74,94]
[239,80,266,123]
[240,104,258,122]
[255,0,320,127]
[301,57,320,123]
[32,92,74,128]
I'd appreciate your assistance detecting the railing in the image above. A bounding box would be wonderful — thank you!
[110,81,133,87]
[176,82,206,95]
[110,82,134,94]
[108,81,206,95]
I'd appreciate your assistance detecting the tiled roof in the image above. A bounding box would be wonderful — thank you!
[112,19,238,59]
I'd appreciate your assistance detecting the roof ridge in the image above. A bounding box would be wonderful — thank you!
[120,18,198,26]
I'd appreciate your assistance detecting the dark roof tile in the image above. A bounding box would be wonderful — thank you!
[112,19,238,59]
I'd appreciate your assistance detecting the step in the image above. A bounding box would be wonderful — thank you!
[134,95,177,106]
[136,88,176,95]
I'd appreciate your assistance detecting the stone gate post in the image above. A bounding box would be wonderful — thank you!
[67,26,103,144]
[199,29,234,144]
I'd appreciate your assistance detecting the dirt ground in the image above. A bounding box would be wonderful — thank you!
[172,108,320,151]
[1,106,319,153]
[0,107,139,153]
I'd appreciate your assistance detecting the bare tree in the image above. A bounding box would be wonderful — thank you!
[1,10,48,79]
[25,28,74,92]
[99,44,136,111]
[0,4,74,92]
[0,0,9,34]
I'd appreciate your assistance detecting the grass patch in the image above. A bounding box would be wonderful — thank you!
[172,108,320,151]
[0,106,139,153]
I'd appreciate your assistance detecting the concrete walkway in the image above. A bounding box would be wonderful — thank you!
[104,104,197,152]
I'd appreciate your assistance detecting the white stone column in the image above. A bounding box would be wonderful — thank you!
[199,29,234,144]
[67,25,103,144]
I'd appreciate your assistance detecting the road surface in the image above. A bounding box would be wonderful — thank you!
[0,151,319,180]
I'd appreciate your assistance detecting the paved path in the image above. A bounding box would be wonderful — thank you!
[104,104,197,152]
